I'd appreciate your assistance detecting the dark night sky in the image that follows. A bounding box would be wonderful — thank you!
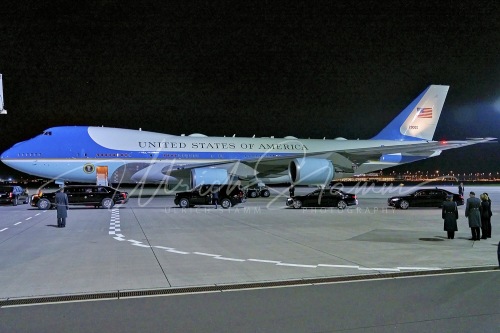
[0,1,499,178]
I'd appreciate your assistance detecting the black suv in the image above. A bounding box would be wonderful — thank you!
[174,184,246,209]
[31,185,128,210]
[0,185,29,205]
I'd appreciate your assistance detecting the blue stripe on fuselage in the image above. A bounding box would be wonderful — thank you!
[2,126,295,161]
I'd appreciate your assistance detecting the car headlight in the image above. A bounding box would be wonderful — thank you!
[391,198,400,201]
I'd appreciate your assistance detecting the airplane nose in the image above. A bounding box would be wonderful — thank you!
[1,146,12,160]
[1,142,20,159]
[1,142,25,166]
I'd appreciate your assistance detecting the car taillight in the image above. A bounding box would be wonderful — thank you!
[9,192,13,198]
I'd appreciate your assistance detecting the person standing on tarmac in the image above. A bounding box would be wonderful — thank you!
[212,186,219,209]
[458,182,464,196]
[480,193,492,239]
[55,188,69,228]
[465,191,481,241]
[442,194,458,239]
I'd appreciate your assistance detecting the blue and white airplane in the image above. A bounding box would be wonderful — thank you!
[0,82,495,188]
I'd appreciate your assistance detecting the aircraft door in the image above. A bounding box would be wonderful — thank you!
[96,166,108,186]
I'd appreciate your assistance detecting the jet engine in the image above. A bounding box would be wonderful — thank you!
[288,158,334,185]
[191,168,229,188]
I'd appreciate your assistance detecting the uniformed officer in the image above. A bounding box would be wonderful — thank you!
[55,188,69,228]
[442,194,458,239]
[465,191,481,240]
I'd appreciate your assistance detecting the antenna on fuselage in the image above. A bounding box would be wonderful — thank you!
[0,74,7,115]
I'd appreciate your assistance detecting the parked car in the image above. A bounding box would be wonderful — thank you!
[0,185,29,205]
[174,184,246,209]
[387,188,464,209]
[286,188,358,209]
[31,185,128,210]
[245,184,271,198]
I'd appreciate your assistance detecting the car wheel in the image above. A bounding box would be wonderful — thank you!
[13,196,18,206]
[260,189,270,197]
[249,191,257,198]
[179,198,190,208]
[221,198,232,209]
[37,198,51,210]
[399,200,409,210]
[101,198,114,209]
[293,200,302,209]
[337,200,347,210]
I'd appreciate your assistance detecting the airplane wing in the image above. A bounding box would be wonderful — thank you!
[137,137,496,182]
[340,138,497,158]
[239,137,497,177]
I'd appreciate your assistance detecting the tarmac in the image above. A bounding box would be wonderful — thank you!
[1,184,499,305]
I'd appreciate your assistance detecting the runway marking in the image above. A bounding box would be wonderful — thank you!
[0,228,8,232]
[108,208,443,273]
[25,217,32,220]
[194,252,220,257]
[14,222,22,225]
[215,257,246,262]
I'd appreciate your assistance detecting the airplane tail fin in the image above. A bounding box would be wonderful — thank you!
[0,74,7,114]
[372,85,449,141]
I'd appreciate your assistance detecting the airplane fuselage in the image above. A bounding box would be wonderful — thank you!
[0,126,425,184]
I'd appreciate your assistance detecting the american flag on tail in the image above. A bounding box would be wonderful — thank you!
[417,107,432,118]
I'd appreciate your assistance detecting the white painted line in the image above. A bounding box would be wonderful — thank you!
[14,222,22,225]
[247,259,282,264]
[25,217,32,220]
[277,263,317,268]
[358,267,401,272]
[318,264,360,269]
[194,252,220,257]
[397,267,442,271]
[35,213,41,216]
[0,228,8,232]
[154,246,174,250]
[215,257,246,262]
[106,203,443,274]
[167,249,190,254]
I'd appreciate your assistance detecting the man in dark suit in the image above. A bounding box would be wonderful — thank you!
[55,188,69,228]
[465,191,481,240]
[458,183,464,196]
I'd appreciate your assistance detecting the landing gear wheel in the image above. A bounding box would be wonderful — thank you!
[249,191,258,198]
[260,189,270,197]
